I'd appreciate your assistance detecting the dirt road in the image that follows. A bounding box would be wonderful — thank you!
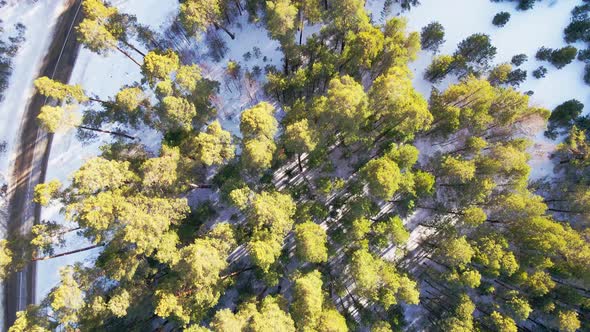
[3,0,82,329]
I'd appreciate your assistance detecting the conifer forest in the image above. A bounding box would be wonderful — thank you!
[0,0,589,331]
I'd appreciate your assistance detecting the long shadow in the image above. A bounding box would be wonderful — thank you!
[3,0,82,329]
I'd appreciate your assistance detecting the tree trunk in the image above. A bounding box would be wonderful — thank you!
[115,45,142,66]
[189,183,213,189]
[236,0,243,15]
[33,244,103,261]
[544,199,568,203]
[88,97,111,105]
[224,10,231,25]
[284,53,290,75]
[299,24,305,46]
[299,9,305,45]
[213,22,235,39]
[121,40,146,57]
[221,266,255,280]
[297,153,304,173]
[77,125,136,140]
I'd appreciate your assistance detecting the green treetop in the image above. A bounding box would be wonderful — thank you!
[266,0,298,40]
[34,77,88,103]
[360,157,402,200]
[211,296,296,332]
[240,102,278,140]
[440,293,475,332]
[294,221,328,263]
[291,271,323,330]
[349,249,419,308]
[369,66,432,140]
[321,75,369,144]
[284,119,319,155]
[241,191,296,271]
[143,50,181,85]
[161,96,197,130]
[186,120,235,167]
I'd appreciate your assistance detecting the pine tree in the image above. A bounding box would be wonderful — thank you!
[34,77,88,103]
[349,249,419,308]
[291,271,323,330]
[143,50,180,85]
[440,293,475,332]
[140,145,181,191]
[154,226,236,324]
[439,236,474,268]
[421,21,445,53]
[266,0,298,40]
[240,102,278,140]
[489,311,517,332]
[315,309,348,332]
[239,191,296,271]
[115,87,145,112]
[341,26,385,71]
[211,296,296,332]
[331,0,369,33]
[320,75,369,144]
[504,291,532,321]
[186,120,235,167]
[161,96,197,130]
[284,119,318,155]
[77,0,144,65]
[369,66,432,140]
[49,267,84,328]
[180,0,235,39]
[360,157,402,200]
[294,222,328,263]
[558,310,581,332]
[240,102,279,171]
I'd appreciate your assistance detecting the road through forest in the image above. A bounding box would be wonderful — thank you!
[3,0,82,329]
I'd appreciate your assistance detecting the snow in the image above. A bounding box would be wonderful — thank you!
[197,13,284,137]
[367,0,589,180]
[0,1,68,326]
[0,0,68,221]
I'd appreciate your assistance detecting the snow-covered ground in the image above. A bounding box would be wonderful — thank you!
[196,13,284,136]
[0,1,68,327]
[0,0,68,226]
[367,0,588,179]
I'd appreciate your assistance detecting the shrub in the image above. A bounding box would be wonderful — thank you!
[550,46,578,69]
[532,66,547,79]
[578,48,590,62]
[511,54,528,66]
[536,47,553,61]
[493,12,511,27]
[421,22,445,52]
[584,64,590,85]
[545,99,585,139]
[506,69,527,87]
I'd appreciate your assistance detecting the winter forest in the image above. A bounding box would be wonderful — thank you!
[0,0,589,331]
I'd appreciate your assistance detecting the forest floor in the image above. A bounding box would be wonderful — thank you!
[3,0,82,328]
